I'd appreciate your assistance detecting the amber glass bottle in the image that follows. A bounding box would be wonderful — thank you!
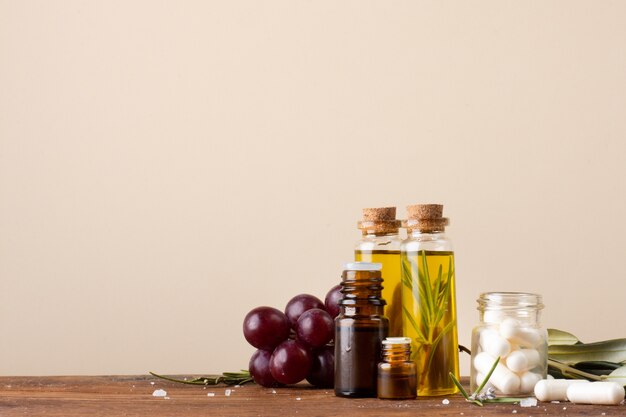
[377,337,417,399]
[401,204,459,396]
[335,262,389,398]
[354,207,403,337]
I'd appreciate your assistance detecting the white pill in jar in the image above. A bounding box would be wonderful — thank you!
[566,381,625,405]
[473,351,520,395]
[519,371,543,393]
[474,372,496,391]
[499,318,542,347]
[505,349,540,372]
[479,328,511,358]
[534,379,590,402]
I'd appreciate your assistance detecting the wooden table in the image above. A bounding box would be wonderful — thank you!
[0,375,623,416]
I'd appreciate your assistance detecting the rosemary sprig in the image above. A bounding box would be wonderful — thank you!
[149,370,253,386]
[401,250,456,371]
[449,356,523,406]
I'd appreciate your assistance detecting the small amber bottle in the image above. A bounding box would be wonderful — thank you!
[335,262,389,398]
[377,337,417,399]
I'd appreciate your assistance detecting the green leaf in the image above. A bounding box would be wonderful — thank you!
[549,338,626,365]
[572,361,623,376]
[402,305,427,343]
[548,329,581,346]
[419,251,435,319]
[149,371,253,386]
[449,372,483,406]
[425,319,456,372]
[547,359,603,381]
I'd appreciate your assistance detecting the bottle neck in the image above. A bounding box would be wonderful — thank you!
[339,269,386,315]
[407,229,446,238]
[382,343,411,363]
[362,230,400,237]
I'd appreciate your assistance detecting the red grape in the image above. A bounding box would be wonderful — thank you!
[243,306,290,350]
[249,349,282,388]
[296,308,334,348]
[306,346,334,388]
[324,284,342,318]
[284,294,324,326]
[269,340,312,384]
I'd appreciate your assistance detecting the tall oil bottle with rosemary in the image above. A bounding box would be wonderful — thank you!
[354,207,403,337]
[401,204,459,396]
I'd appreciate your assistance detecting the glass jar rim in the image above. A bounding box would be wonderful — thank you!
[477,292,544,310]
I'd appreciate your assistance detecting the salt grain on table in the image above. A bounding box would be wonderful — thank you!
[225,389,232,396]
[511,410,517,414]
[152,389,167,397]
[520,398,537,407]
[296,397,301,401]
[442,399,450,405]
[271,389,277,394]
[207,392,215,397]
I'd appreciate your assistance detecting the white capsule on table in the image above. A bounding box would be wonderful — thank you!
[534,379,590,402]
[567,381,625,405]
[479,328,511,358]
[499,318,542,347]
[519,371,543,393]
[506,349,540,373]
[474,351,520,395]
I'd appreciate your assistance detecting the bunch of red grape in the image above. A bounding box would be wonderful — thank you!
[243,285,342,388]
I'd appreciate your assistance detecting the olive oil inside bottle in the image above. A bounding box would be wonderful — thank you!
[401,250,459,396]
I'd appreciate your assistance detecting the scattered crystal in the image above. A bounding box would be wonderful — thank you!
[520,398,537,408]
[512,410,517,414]
[152,389,167,397]
[296,397,302,401]
[225,389,232,396]
[442,399,450,405]
[271,389,277,394]
[207,392,215,397]
[150,382,155,385]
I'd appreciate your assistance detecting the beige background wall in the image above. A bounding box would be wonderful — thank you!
[1,1,625,376]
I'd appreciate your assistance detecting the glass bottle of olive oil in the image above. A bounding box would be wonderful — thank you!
[354,207,403,337]
[401,204,459,396]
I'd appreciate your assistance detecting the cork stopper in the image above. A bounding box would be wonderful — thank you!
[404,204,449,232]
[357,206,401,235]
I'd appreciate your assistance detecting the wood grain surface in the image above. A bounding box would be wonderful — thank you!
[0,375,623,416]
